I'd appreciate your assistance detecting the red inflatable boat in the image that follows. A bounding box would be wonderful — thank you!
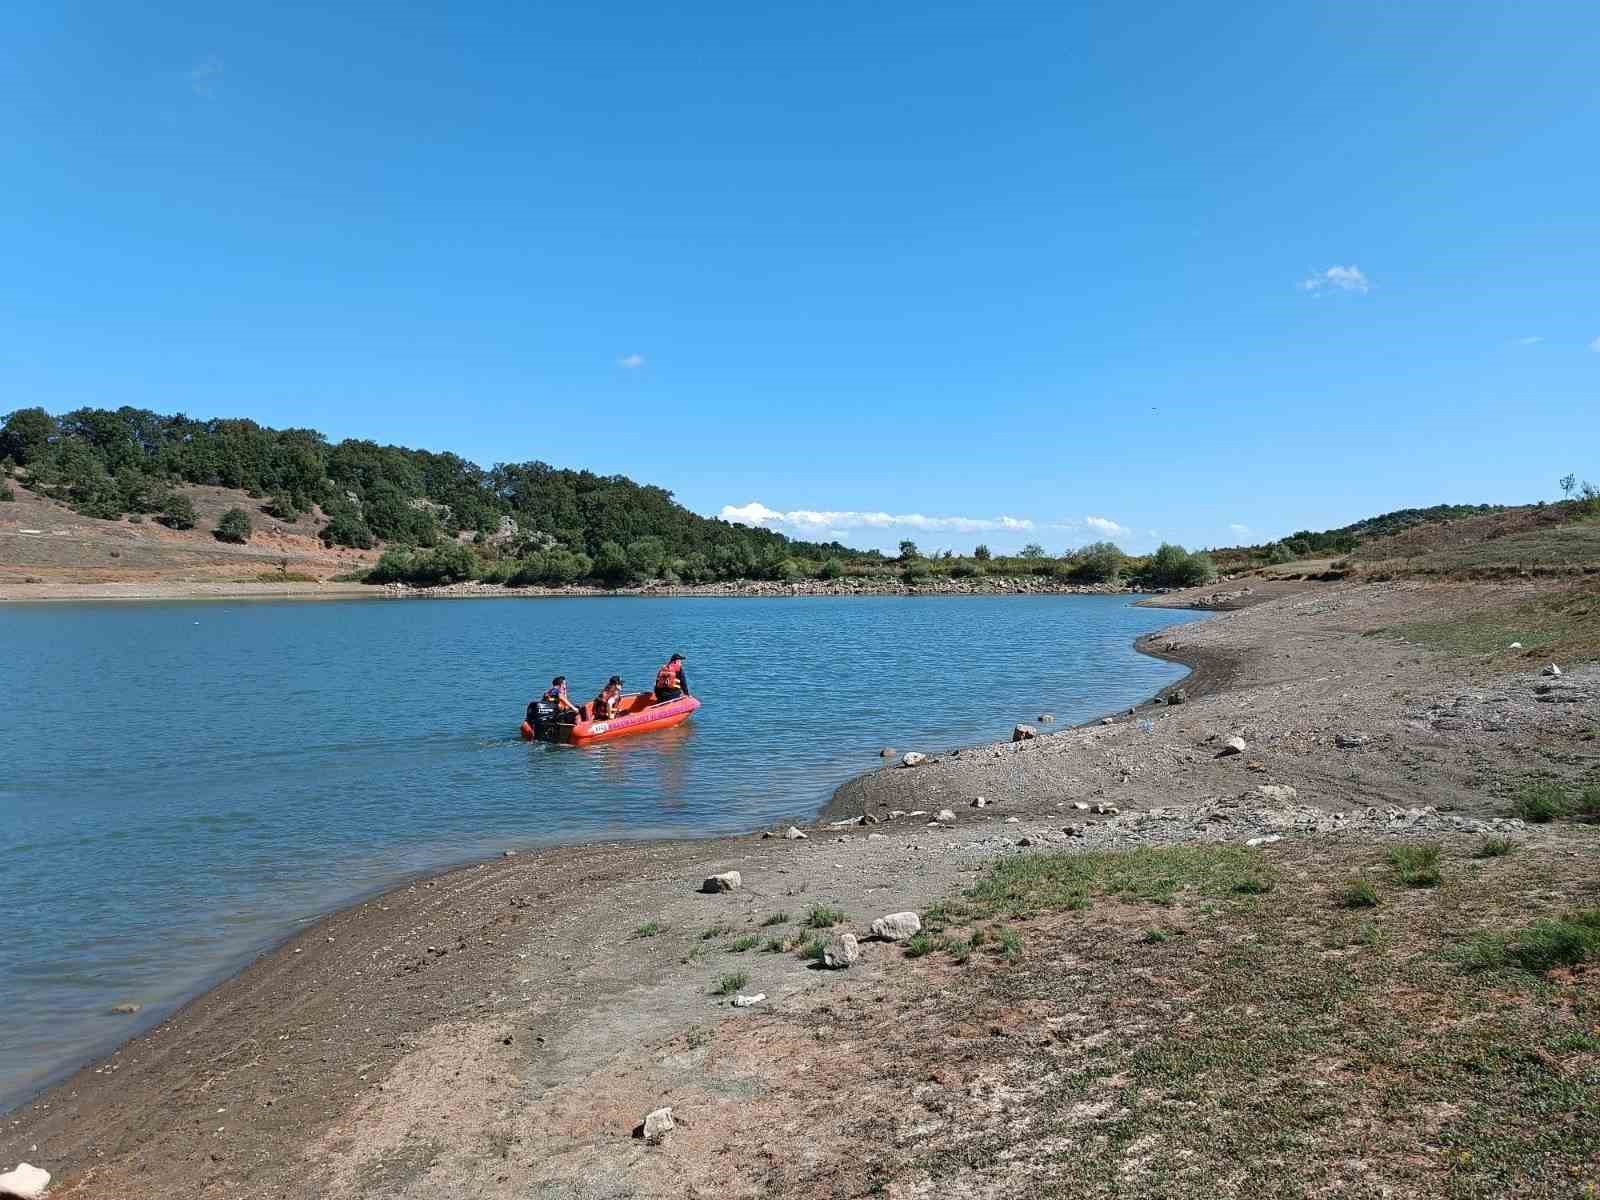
[521,692,701,745]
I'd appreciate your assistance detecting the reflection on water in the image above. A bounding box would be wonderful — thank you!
[0,594,1205,1107]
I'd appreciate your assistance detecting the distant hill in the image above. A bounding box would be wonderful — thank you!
[0,406,871,585]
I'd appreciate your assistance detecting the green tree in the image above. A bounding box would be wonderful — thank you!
[1142,543,1217,588]
[216,507,253,544]
[594,540,633,587]
[161,493,199,530]
[1019,543,1046,559]
[1560,473,1576,500]
[973,544,991,561]
[897,540,920,561]
[1065,541,1124,583]
[0,408,59,465]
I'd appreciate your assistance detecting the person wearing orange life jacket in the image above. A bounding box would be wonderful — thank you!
[593,675,625,720]
[653,653,690,703]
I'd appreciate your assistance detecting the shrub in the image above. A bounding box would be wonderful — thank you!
[365,541,479,585]
[1265,542,1297,565]
[1575,784,1600,821]
[1513,780,1568,823]
[950,561,984,578]
[215,506,253,544]
[0,484,13,501]
[1341,878,1379,908]
[760,911,790,927]
[265,495,300,522]
[633,921,661,938]
[1476,836,1516,858]
[728,935,759,953]
[1065,541,1125,584]
[505,548,592,587]
[160,493,198,530]
[1232,874,1274,895]
[772,557,805,583]
[1386,843,1442,888]
[973,544,991,561]
[803,904,845,928]
[319,506,374,549]
[711,971,750,996]
[1142,543,1217,588]
[817,558,844,581]
[902,561,933,586]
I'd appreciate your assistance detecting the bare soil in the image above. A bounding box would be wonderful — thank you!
[4,577,1597,1198]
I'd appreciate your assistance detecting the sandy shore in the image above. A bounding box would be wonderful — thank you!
[4,576,1597,1197]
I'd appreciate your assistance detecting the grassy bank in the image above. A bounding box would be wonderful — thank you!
[834,837,1600,1197]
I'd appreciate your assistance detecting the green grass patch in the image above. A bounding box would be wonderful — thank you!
[994,926,1024,962]
[700,922,732,940]
[633,921,662,939]
[762,936,787,953]
[711,971,750,996]
[727,934,759,953]
[964,846,1269,918]
[1513,779,1569,824]
[902,932,934,958]
[1386,843,1443,888]
[1476,836,1517,858]
[1341,878,1380,908]
[1141,927,1176,944]
[760,911,790,927]
[1458,910,1600,975]
[1232,873,1275,896]
[803,904,846,929]
[1384,581,1600,659]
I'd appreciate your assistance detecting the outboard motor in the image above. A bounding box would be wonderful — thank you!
[528,699,558,738]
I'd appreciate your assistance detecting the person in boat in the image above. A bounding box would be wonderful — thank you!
[542,676,579,722]
[654,653,690,703]
[593,675,625,720]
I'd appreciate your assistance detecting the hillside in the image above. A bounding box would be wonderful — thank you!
[0,405,868,588]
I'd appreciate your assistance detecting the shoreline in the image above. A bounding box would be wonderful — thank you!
[8,575,1591,1197]
[0,574,1179,605]
[2,591,1220,1121]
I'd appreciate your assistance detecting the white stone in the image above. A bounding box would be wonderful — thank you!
[1245,835,1282,847]
[732,992,766,1007]
[1072,801,1090,811]
[1039,713,1056,723]
[867,832,887,840]
[702,871,741,893]
[971,797,989,808]
[0,1164,50,1200]
[1543,663,1562,677]
[1005,816,1021,824]
[935,809,956,823]
[823,932,860,968]
[1217,736,1247,757]
[1012,724,1038,742]
[901,752,927,767]
[642,1107,675,1143]
[1254,785,1298,803]
[870,912,921,941]
[1090,803,1120,816]
[784,826,808,839]
[1508,641,1522,649]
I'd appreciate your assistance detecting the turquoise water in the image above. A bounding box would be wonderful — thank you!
[0,594,1203,1107]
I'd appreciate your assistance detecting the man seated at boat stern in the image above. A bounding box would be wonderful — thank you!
[654,653,690,702]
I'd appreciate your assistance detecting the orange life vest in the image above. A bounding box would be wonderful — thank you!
[655,661,682,691]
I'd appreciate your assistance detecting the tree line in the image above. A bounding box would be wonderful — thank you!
[0,405,865,581]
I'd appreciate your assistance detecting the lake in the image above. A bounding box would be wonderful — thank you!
[0,593,1205,1108]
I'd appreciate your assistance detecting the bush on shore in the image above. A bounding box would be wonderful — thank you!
[366,540,479,585]
[1063,541,1125,584]
[1138,543,1217,588]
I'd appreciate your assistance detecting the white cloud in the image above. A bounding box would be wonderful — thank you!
[1083,515,1126,537]
[1228,522,1251,536]
[617,353,645,369]
[1589,336,1600,353]
[1514,336,1544,345]
[1299,265,1370,295]
[188,56,223,98]
[718,501,1034,535]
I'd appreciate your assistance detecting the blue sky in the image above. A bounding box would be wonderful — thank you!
[3,2,1596,554]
